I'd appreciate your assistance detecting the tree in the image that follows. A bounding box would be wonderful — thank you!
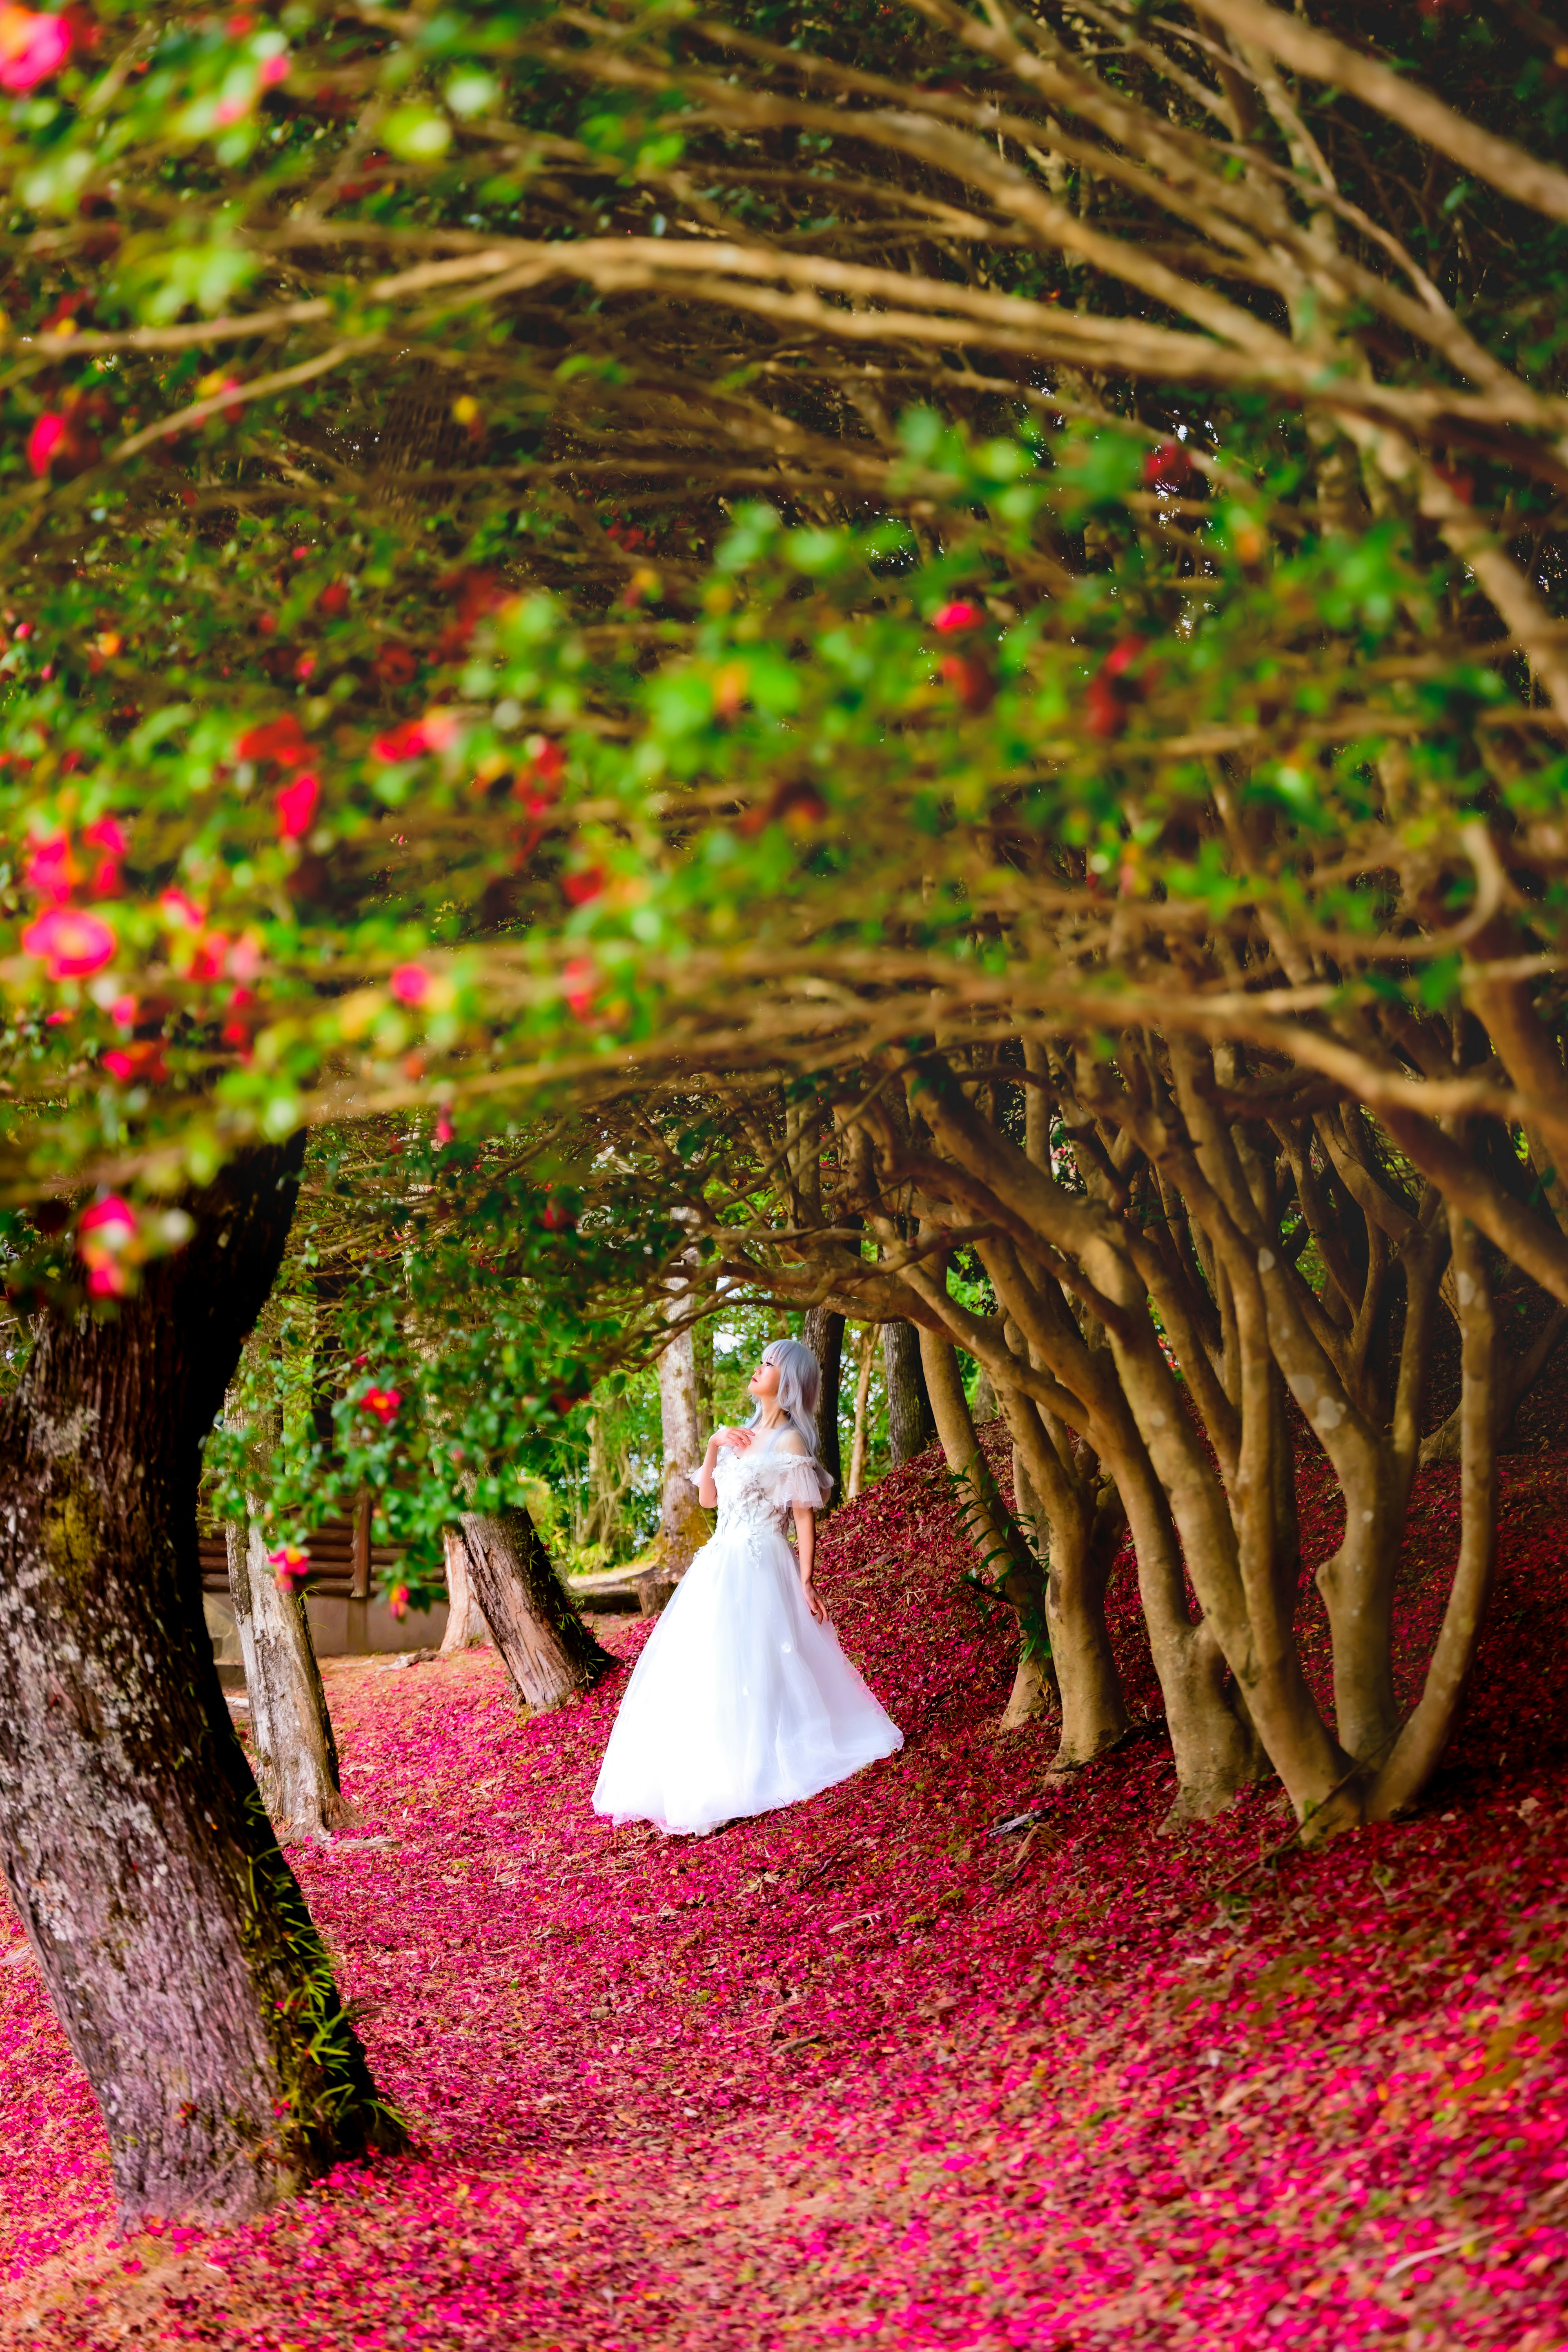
[451,1506,611,1711]
[802,1302,846,1501]
[0,1142,401,2222]
[226,1519,350,1841]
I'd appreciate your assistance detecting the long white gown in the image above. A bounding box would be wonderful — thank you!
[592,1430,904,1835]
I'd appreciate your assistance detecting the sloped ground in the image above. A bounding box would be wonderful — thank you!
[4,1440,1568,2350]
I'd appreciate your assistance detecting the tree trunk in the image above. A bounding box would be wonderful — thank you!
[439,1523,492,1652]
[227,1519,350,1840]
[0,1140,401,2225]
[883,1319,936,1464]
[456,1507,611,1710]
[917,1324,1058,1728]
[1367,1208,1499,1817]
[802,1303,845,1505]
[651,1298,707,1581]
[847,1324,875,1499]
[1420,1294,1568,1465]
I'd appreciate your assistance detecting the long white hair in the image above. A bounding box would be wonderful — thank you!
[748,1336,830,1474]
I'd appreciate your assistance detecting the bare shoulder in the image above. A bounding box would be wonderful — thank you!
[774,1429,811,1457]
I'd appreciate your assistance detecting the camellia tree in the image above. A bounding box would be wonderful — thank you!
[2,0,1568,2223]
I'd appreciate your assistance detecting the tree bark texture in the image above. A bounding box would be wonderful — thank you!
[439,1523,492,1652]
[1367,1209,1499,1817]
[650,1300,707,1581]
[847,1323,875,1500]
[883,1319,936,1465]
[802,1303,845,1505]
[456,1507,612,1710]
[0,1140,401,2225]
[227,1518,350,1839]
[916,1324,1058,1730]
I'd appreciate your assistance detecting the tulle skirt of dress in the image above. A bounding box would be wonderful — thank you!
[592,1524,903,1836]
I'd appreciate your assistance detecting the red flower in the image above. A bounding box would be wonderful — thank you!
[27,413,65,478]
[389,1583,410,1621]
[159,887,205,931]
[319,581,350,615]
[238,714,312,768]
[372,644,419,687]
[24,831,77,904]
[435,1110,455,1145]
[932,600,985,634]
[563,867,605,907]
[390,962,430,1006]
[371,710,460,763]
[1143,440,1194,492]
[275,771,320,840]
[23,905,114,978]
[1085,636,1151,740]
[78,1193,137,1294]
[267,1544,310,1595]
[187,931,229,983]
[562,956,596,1017]
[939,652,995,715]
[360,1385,402,1425]
[27,396,101,481]
[102,1041,167,1086]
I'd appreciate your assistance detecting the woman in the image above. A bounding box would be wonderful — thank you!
[592,1338,903,1836]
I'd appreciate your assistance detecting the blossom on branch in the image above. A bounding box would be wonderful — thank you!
[23,905,114,979]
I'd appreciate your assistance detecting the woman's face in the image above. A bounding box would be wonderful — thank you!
[748,1354,781,1403]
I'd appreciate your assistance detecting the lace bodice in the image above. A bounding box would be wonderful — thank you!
[707,1436,833,1539]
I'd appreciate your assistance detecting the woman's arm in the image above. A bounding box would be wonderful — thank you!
[792,1506,826,1622]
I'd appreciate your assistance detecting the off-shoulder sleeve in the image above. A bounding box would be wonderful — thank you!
[768,1451,833,1508]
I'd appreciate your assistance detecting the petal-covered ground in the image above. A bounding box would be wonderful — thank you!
[4,1439,1568,2349]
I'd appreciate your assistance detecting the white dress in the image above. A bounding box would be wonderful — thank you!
[592,1431,904,1835]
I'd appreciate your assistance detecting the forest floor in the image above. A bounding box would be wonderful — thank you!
[4,1437,1568,2350]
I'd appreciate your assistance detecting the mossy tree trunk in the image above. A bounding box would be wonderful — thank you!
[0,1141,402,2225]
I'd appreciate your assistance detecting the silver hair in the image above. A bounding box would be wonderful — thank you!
[748,1337,832,1479]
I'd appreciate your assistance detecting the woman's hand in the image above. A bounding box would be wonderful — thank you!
[800,1575,827,1626]
[712,1424,753,1454]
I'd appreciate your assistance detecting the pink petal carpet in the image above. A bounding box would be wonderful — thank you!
[3,1440,1568,2348]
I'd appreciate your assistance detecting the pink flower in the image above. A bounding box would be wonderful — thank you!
[389,1583,410,1621]
[23,905,114,978]
[110,992,137,1028]
[259,51,288,85]
[102,1041,167,1086]
[360,1385,401,1426]
[78,1194,137,1292]
[0,11,71,91]
[158,888,205,931]
[79,1196,136,1247]
[932,600,985,634]
[390,962,429,1006]
[275,771,320,840]
[563,957,597,1017]
[370,710,460,763]
[435,1110,456,1145]
[26,412,65,477]
[267,1543,310,1595]
[24,831,76,904]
